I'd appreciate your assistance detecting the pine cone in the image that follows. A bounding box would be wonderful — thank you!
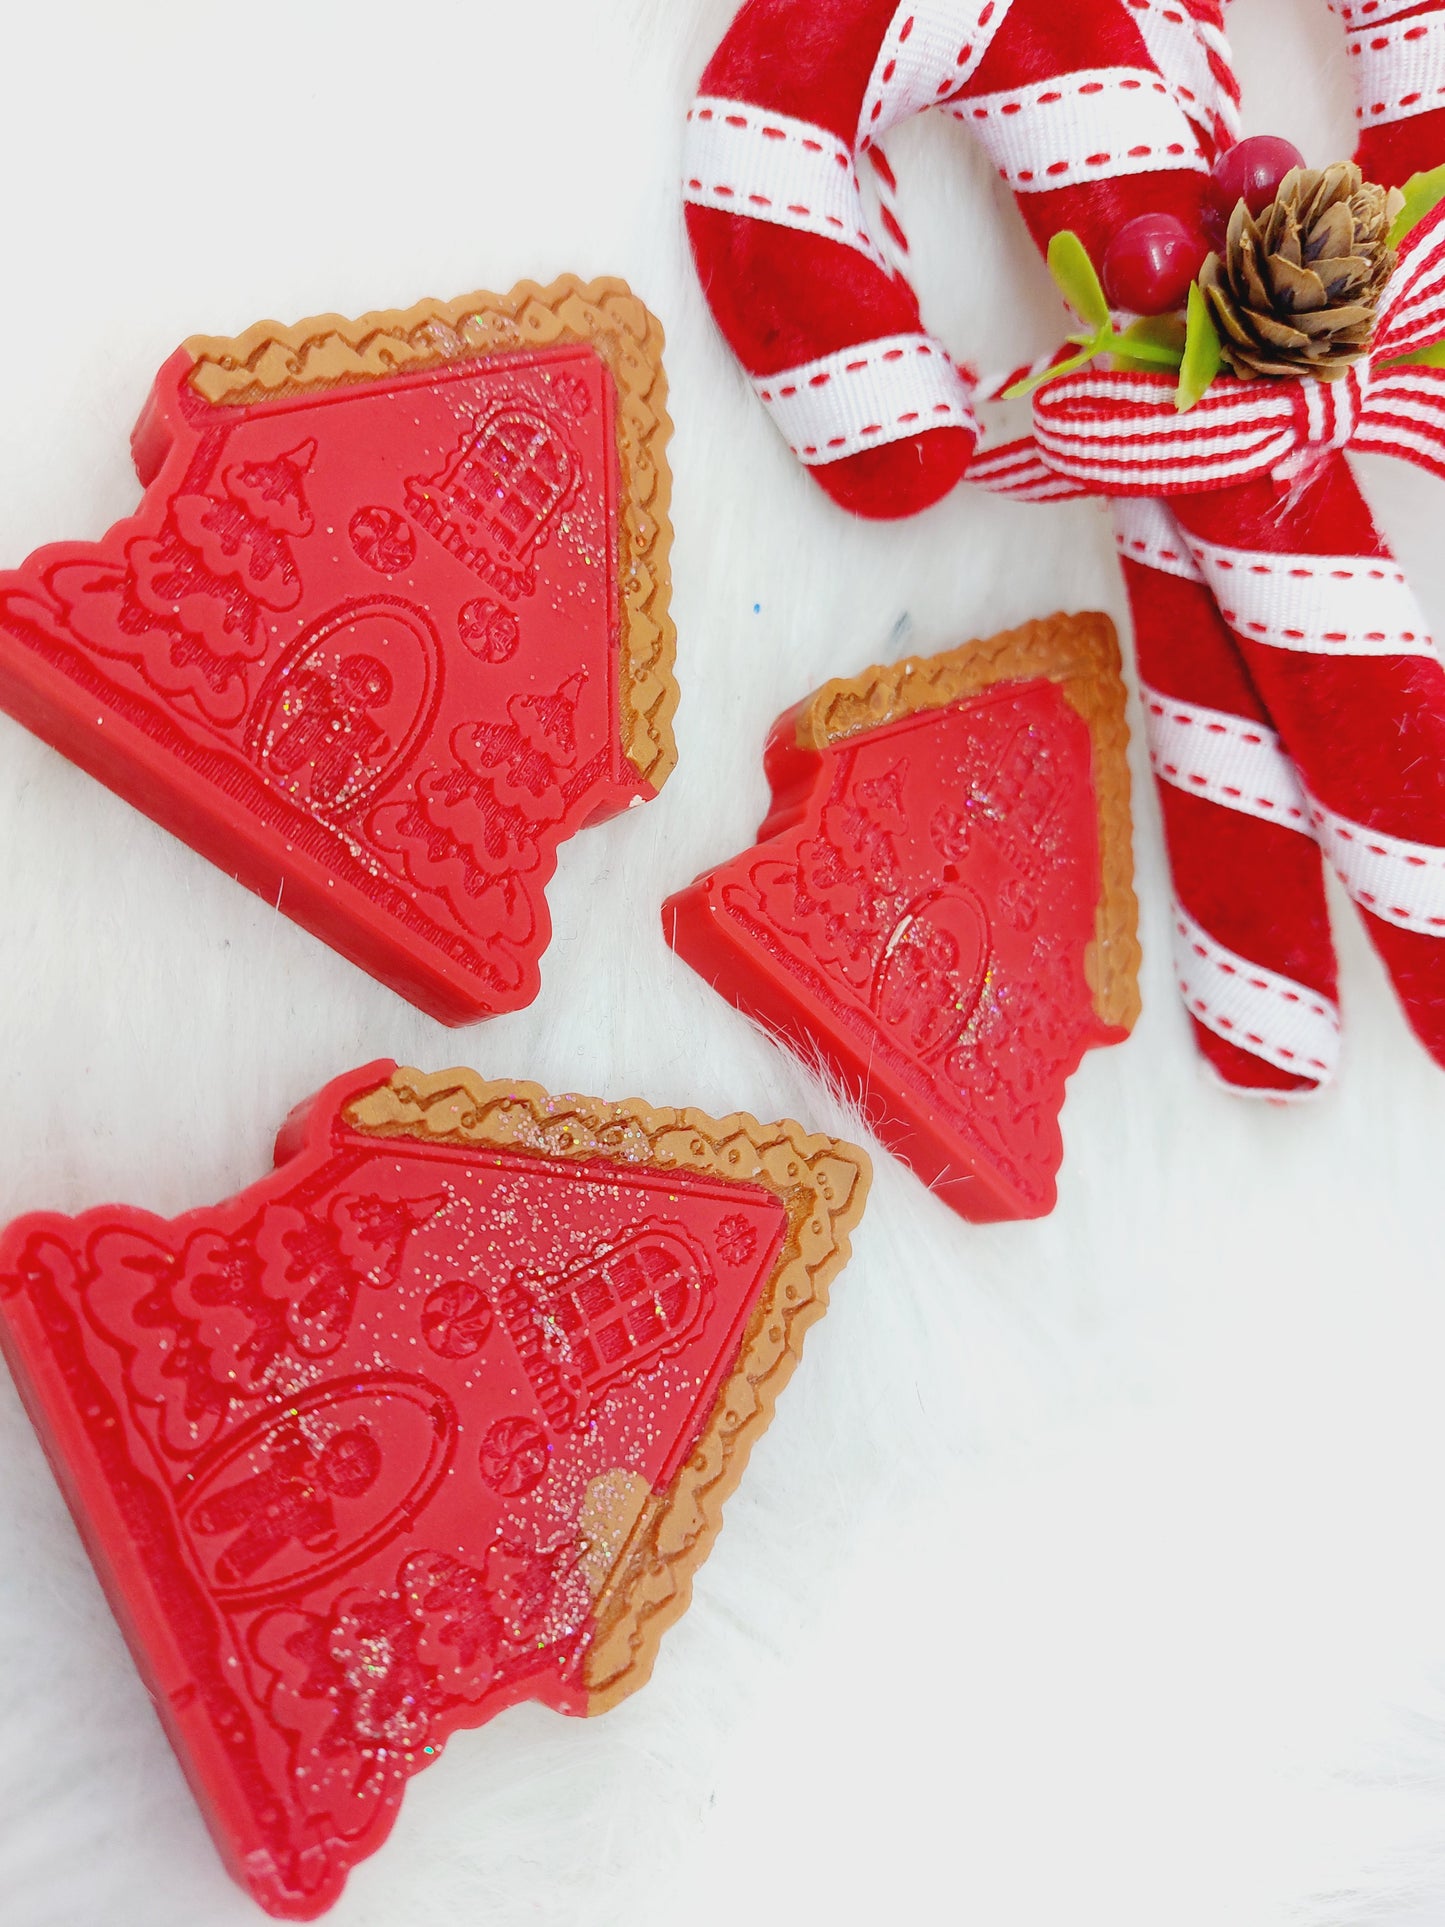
[1200,163,1405,380]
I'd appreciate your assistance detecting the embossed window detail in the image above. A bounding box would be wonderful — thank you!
[553,1234,704,1387]
[497,1228,710,1430]
[436,407,576,559]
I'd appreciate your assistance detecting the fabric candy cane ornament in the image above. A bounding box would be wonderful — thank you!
[687,0,1445,1097]
[684,0,1222,517]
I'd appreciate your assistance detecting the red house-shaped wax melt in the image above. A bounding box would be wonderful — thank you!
[0,278,677,1022]
[664,616,1141,1221]
[0,1062,868,1916]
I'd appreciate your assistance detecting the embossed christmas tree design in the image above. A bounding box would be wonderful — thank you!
[373,669,594,976]
[50,437,317,726]
[665,617,1141,1222]
[0,279,677,1022]
[0,1063,868,1917]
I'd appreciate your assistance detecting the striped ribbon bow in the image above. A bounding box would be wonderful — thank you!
[976,197,1445,501]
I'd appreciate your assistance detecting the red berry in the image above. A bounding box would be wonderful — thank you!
[1212,136,1306,217]
[1102,214,1209,315]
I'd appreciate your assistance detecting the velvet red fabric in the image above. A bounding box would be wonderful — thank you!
[687,0,1208,518]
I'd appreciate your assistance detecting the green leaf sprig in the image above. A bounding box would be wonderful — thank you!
[1003,230,1216,412]
[1177,283,1224,411]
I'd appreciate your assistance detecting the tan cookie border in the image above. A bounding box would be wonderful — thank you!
[182,276,678,793]
[343,1065,871,1714]
[790,611,1141,1035]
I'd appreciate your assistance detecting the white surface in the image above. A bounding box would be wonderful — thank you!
[4,3,1445,1924]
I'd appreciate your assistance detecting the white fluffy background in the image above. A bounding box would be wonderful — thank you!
[4,2,1445,1923]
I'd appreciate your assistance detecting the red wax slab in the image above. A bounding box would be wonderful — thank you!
[0,278,677,1023]
[664,616,1141,1222]
[0,1062,868,1916]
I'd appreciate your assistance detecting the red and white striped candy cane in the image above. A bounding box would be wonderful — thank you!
[1102,3,1348,1096]
[1108,487,1346,1098]
[1107,0,1445,1097]
[684,0,1213,518]
[1103,4,1345,1099]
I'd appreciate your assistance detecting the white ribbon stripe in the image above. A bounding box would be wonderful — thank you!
[949,65,1207,192]
[1185,536,1438,659]
[1346,8,1445,125]
[754,334,976,464]
[859,144,914,278]
[858,0,1015,144]
[1142,685,1313,834]
[1333,0,1438,27]
[1125,0,1238,140]
[684,99,886,270]
[1172,902,1342,1082]
[1309,799,1445,933]
[1112,498,1204,581]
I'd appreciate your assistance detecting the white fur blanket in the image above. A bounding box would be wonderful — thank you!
[3,2,1445,1922]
